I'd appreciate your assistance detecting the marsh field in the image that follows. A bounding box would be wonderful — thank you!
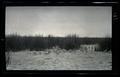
[6,48,112,70]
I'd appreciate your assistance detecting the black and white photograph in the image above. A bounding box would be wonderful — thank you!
[5,6,112,70]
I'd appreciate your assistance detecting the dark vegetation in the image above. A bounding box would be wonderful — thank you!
[5,34,112,52]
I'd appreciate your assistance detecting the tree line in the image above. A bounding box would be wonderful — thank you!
[5,34,111,52]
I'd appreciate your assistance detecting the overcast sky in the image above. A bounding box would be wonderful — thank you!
[6,6,112,37]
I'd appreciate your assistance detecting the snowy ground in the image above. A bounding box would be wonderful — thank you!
[6,48,112,70]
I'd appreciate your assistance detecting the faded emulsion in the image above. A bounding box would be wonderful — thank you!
[5,6,112,70]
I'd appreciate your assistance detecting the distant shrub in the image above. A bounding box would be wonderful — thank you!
[99,38,111,51]
[6,51,11,66]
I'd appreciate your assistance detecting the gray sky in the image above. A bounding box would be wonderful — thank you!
[6,6,112,37]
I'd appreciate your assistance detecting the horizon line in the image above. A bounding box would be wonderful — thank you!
[5,33,112,38]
